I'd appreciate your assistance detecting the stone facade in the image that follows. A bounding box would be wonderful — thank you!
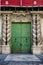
[0,11,43,54]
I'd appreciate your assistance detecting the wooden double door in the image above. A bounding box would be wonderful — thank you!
[11,22,31,53]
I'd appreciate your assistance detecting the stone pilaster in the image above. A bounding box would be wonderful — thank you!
[32,14,41,54]
[2,14,6,45]
[6,15,11,45]
[37,14,41,46]
[32,14,37,46]
[2,14,11,54]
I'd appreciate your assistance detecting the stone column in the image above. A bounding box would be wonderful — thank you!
[32,14,37,46]
[2,14,6,45]
[37,14,41,46]
[32,14,41,54]
[2,14,11,54]
[6,15,11,45]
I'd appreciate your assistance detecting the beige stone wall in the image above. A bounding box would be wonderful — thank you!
[40,15,43,54]
[10,11,31,22]
[40,16,43,41]
[0,15,2,53]
[2,45,10,54]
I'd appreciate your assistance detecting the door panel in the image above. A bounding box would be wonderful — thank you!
[22,24,31,36]
[22,24,31,53]
[11,24,21,53]
[11,23,31,53]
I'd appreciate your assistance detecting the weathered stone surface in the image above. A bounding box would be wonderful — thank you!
[32,45,42,54]
[0,54,43,65]
[2,45,10,54]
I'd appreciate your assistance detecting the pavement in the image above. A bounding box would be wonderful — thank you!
[0,54,43,65]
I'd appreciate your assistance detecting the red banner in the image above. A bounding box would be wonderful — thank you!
[1,0,43,6]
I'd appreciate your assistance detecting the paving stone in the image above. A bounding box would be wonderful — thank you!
[5,55,41,61]
[0,54,43,65]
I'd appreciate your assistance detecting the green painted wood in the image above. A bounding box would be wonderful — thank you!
[22,24,31,53]
[11,23,31,53]
[11,24,21,53]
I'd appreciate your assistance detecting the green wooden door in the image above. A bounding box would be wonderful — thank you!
[11,23,31,53]
[22,24,31,53]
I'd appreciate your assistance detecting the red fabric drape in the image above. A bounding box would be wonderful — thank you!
[0,0,43,6]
